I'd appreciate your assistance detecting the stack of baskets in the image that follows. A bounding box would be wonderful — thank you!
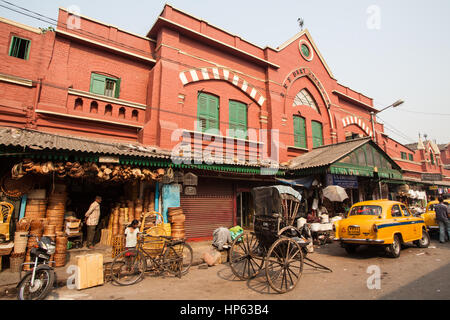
[46,190,67,232]
[24,219,44,271]
[54,233,68,268]
[134,200,143,223]
[112,206,119,236]
[24,190,47,221]
[168,207,186,240]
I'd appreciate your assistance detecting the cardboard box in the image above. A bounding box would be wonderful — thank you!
[75,253,104,290]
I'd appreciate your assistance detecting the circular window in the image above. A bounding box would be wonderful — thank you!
[299,40,314,61]
[301,44,310,57]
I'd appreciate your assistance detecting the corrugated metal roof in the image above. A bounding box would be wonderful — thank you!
[0,127,171,159]
[287,137,372,170]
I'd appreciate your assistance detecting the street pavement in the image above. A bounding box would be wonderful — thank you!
[3,236,448,301]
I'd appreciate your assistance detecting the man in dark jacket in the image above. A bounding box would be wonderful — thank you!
[435,196,450,243]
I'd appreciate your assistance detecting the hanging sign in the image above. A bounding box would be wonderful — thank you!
[326,174,358,189]
[99,156,120,164]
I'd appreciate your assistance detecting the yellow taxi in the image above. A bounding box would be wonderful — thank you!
[334,200,430,258]
[421,199,450,231]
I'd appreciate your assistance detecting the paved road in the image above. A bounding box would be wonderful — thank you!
[32,237,450,301]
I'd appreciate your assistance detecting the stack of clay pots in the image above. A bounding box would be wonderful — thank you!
[46,187,67,232]
[118,206,126,234]
[54,233,67,268]
[168,207,186,240]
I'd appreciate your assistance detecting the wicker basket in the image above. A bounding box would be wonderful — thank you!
[10,253,25,273]
[13,231,28,254]
[54,253,66,268]
[0,242,14,256]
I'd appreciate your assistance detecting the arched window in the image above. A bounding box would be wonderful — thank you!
[118,107,126,119]
[105,104,112,116]
[430,152,435,165]
[293,89,319,112]
[90,101,98,114]
[132,110,139,121]
[74,98,83,111]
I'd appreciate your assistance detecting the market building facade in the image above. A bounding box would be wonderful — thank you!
[0,4,449,251]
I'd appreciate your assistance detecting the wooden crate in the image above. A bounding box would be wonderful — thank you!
[75,253,104,290]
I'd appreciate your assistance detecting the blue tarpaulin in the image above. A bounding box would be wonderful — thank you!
[162,184,180,223]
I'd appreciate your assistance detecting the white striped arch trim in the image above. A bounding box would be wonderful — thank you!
[342,116,373,137]
[179,68,266,107]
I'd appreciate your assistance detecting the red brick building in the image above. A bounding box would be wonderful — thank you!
[1,5,449,238]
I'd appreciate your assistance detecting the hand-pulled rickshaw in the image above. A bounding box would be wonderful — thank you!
[229,186,332,294]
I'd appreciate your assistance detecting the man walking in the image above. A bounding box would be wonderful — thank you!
[435,196,450,243]
[85,196,102,249]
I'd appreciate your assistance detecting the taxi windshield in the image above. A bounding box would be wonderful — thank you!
[348,205,382,216]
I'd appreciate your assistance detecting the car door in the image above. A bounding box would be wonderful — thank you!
[400,204,416,241]
[390,204,406,240]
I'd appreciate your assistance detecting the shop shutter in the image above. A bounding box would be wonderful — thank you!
[311,121,323,148]
[198,93,219,132]
[90,73,106,95]
[181,195,234,240]
[180,177,234,240]
[229,100,247,139]
[293,116,306,148]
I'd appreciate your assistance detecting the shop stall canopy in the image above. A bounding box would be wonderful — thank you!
[287,137,402,180]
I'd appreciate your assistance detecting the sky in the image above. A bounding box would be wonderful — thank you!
[1,0,449,144]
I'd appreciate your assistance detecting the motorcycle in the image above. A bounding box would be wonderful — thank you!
[17,235,56,300]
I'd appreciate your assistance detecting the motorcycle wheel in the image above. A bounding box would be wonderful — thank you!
[17,268,55,300]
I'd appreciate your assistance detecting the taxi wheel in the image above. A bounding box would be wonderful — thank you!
[414,229,430,248]
[386,235,401,258]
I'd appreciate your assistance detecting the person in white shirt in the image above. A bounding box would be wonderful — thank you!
[125,220,141,249]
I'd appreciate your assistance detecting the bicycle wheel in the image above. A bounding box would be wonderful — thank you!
[17,267,55,300]
[171,242,193,276]
[110,249,147,286]
[163,246,182,276]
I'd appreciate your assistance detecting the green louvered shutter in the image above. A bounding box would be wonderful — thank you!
[90,73,107,95]
[311,121,323,148]
[198,93,219,132]
[293,116,306,148]
[229,101,247,139]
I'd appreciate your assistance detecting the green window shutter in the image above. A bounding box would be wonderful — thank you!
[198,93,219,132]
[115,78,121,98]
[311,121,323,148]
[90,73,106,95]
[229,101,247,139]
[293,116,306,148]
[409,154,413,161]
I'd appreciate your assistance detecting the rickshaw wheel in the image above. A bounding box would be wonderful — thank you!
[229,233,264,280]
[265,237,303,294]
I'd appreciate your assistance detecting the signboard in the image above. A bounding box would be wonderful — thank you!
[429,186,438,190]
[99,156,120,164]
[326,174,358,189]
[422,173,442,181]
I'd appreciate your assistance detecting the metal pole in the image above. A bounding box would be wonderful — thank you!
[371,112,377,144]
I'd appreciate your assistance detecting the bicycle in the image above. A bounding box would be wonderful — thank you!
[110,234,193,286]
